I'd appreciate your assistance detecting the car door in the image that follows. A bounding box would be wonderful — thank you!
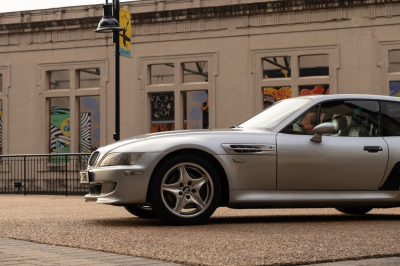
[277,100,389,190]
[379,100,400,189]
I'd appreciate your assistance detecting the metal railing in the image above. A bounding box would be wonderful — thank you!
[0,153,91,196]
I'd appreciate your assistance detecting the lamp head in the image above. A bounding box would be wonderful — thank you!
[95,4,122,33]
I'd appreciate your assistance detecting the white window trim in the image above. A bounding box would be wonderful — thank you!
[38,60,108,154]
[377,40,400,95]
[139,52,218,133]
[0,65,10,155]
[251,44,340,114]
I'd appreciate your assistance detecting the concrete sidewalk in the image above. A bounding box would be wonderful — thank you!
[2,237,400,266]
[0,237,184,266]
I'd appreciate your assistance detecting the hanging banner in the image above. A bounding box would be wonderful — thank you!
[119,8,131,58]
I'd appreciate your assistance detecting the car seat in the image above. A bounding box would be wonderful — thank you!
[331,115,348,136]
[340,108,370,137]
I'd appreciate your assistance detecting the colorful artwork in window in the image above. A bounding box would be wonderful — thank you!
[390,81,400,97]
[299,85,330,96]
[262,87,292,109]
[50,98,70,162]
[79,96,101,153]
[183,91,209,130]
[151,92,175,133]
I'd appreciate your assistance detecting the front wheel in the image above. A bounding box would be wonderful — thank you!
[335,207,373,215]
[149,154,221,225]
[124,204,159,219]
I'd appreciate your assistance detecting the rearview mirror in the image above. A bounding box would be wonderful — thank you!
[310,122,334,143]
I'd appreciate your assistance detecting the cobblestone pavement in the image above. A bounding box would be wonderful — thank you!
[0,237,183,266]
[1,195,400,266]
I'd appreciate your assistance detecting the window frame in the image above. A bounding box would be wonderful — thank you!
[140,53,217,133]
[252,45,339,114]
[0,65,9,155]
[377,41,400,96]
[39,61,106,154]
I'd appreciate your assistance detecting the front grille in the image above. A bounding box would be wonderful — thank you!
[230,145,262,153]
[89,183,102,195]
[88,152,100,167]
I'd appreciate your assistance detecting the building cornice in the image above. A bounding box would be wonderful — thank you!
[0,17,101,33]
[132,0,400,24]
[0,0,398,33]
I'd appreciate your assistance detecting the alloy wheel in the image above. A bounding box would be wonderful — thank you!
[160,163,214,218]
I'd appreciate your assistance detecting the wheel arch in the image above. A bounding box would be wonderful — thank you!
[146,148,230,207]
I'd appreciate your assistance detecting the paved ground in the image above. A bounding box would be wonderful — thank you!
[0,238,400,266]
[311,257,400,266]
[0,237,182,266]
[1,237,400,266]
[1,195,400,266]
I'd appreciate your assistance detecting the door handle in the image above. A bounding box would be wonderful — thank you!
[364,146,383,153]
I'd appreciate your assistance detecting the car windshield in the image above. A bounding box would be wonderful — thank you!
[238,98,312,129]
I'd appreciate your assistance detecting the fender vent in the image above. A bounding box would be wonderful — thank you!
[221,144,276,155]
[230,145,263,153]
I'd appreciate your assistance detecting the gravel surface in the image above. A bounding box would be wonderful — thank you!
[1,195,400,266]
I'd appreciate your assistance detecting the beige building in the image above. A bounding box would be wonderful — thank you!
[0,0,400,155]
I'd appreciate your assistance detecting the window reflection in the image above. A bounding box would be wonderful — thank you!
[150,64,175,85]
[262,57,291,79]
[78,68,100,88]
[299,55,329,77]
[183,62,208,83]
[48,70,70,90]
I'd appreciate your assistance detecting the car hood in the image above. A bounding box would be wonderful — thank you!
[97,128,278,155]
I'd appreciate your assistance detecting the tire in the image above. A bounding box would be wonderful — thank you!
[335,207,373,215]
[124,204,159,219]
[149,154,221,225]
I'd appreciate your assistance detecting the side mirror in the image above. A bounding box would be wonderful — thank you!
[310,122,334,143]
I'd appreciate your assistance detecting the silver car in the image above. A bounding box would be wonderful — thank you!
[81,94,400,225]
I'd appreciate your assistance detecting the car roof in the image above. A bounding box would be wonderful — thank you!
[301,94,400,102]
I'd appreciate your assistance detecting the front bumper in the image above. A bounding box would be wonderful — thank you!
[83,152,167,205]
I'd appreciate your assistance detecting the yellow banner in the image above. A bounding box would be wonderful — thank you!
[119,8,131,58]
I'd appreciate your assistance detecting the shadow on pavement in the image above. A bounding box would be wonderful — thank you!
[86,213,400,227]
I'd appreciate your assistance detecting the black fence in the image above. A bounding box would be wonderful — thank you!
[0,153,91,196]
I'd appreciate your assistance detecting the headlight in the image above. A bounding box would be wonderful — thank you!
[100,152,144,167]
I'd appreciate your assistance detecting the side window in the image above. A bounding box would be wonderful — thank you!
[282,100,380,137]
[381,101,400,136]
[319,100,380,137]
[282,106,319,135]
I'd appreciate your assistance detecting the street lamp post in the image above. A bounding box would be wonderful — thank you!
[95,0,122,141]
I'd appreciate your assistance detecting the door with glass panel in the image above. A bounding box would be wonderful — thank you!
[277,100,388,190]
